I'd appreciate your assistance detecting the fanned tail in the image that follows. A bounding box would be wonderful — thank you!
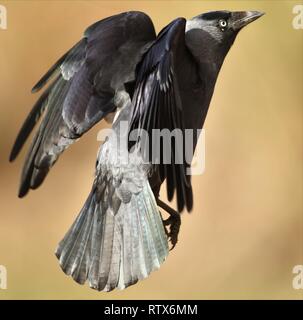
[55,183,168,291]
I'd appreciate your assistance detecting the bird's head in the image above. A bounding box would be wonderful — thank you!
[185,10,264,69]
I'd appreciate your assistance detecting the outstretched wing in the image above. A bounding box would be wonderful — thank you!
[10,11,156,197]
[129,18,193,212]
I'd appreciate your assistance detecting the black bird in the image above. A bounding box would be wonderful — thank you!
[10,10,264,291]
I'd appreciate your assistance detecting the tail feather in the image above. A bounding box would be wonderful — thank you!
[55,183,168,291]
[56,192,95,280]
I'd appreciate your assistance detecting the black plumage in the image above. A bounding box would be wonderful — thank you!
[10,10,264,291]
[10,11,156,197]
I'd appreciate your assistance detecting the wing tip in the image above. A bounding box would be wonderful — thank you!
[18,186,29,198]
[9,150,17,163]
[31,82,42,94]
[186,202,193,213]
[9,140,22,162]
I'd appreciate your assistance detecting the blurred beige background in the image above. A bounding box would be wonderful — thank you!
[0,1,302,300]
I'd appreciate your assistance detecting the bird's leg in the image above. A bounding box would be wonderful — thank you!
[157,198,181,250]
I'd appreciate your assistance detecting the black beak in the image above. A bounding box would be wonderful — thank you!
[232,11,265,30]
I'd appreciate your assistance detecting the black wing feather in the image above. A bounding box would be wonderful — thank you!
[12,11,156,197]
[129,18,193,212]
[31,39,87,93]
[9,75,60,162]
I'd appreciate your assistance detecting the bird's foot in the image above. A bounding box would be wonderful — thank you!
[163,213,181,250]
[157,198,181,250]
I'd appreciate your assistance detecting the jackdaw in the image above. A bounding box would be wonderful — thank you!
[10,10,264,291]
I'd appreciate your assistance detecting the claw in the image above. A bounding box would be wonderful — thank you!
[165,214,181,250]
[157,199,181,250]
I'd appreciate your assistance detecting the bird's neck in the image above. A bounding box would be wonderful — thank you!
[184,29,230,77]
[190,47,226,78]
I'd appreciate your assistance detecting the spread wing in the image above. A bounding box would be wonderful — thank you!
[129,18,193,212]
[10,11,156,197]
